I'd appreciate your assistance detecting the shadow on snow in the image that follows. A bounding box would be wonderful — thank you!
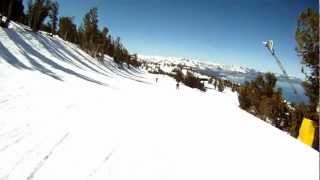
[1,28,107,86]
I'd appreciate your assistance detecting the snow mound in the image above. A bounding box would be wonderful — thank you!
[0,22,318,180]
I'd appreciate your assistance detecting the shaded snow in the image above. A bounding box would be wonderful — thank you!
[0,22,318,180]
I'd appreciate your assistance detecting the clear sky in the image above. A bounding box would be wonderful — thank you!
[26,0,318,78]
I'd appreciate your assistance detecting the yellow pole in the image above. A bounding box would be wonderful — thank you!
[298,118,316,146]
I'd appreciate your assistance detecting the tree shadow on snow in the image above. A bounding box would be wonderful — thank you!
[20,50,63,81]
[3,29,107,86]
[101,61,151,84]
[122,67,146,80]
[67,44,115,77]
[34,33,112,78]
[0,41,32,70]
[0,28,62,80]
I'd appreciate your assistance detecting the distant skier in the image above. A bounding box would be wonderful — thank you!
[176,82,180,89]
[156,77,158,83]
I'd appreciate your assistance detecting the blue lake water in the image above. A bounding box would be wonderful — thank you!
[224,75,308,104]
[276,81,308,104]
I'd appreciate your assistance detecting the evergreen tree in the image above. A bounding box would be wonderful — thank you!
[208,77,213,84]
[40,21,51,32]
[48,1,58,35]
[113,37,123,64]
[295,8,319,150]
[130,54,140,67]
[27,0,51,32]
[289,103,308,137]
[0,0,25,27]
[238,72,290,128]
[217,79,225,92]
[81,7,99,56]
[174,69,184,83]
[100,27,109,52]
[58,16,78,43]
[26,0,33,26]
[295,8,319,121]
[184,71,206,91]
[213,79,217,89]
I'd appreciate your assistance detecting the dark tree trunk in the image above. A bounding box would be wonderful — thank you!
[5,0,14,27]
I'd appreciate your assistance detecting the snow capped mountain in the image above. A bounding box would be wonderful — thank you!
[138,54,254,74]
[138,54,303,80]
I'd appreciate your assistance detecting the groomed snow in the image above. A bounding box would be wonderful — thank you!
[0,22,318,180]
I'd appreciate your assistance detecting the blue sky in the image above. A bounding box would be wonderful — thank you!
[26,0,317,78]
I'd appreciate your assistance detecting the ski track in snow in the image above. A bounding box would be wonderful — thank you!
[0,136,25,153]
[87,150,114,179]
[1,142,43,180]
[0,99,8,104]
[26,133,69,180]
[0,127,20,139]
[0,126,30,153]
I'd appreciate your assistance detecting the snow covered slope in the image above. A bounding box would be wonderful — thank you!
[0,22,318,180]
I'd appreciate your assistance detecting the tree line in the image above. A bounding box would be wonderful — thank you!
[0,0,140,67]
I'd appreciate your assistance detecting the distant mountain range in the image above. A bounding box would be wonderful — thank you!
[138,55,302,83]
[138,55,307,103]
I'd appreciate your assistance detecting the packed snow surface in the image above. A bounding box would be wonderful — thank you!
[0,22,318,180]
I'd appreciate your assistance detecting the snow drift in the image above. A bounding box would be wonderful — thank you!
[0,22,318,180]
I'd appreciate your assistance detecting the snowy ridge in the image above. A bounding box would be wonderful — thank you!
[0,22,318,180]
[138,54,254,74]
[138,54,302,81]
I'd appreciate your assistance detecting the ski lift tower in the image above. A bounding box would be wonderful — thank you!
[262,40,299,96]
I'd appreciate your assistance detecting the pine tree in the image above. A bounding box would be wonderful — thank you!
[48,1,58,35]
[295,8,319,121]
[213,79,217,90]
[100,27,109,54]
[106,35,114,57]
[58,16,78,43]
[289,103,308,137]
[113,37,124,64]
[27,0,51,32]
[238,73,289,125]
[217,79,225,92]
[174,69,184,83]
[26,0,33,27]
[0,0,25,27]
[295,8,319,150]
[238,81,251,110]
[81,7,99,56]
[183,71,206,91]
